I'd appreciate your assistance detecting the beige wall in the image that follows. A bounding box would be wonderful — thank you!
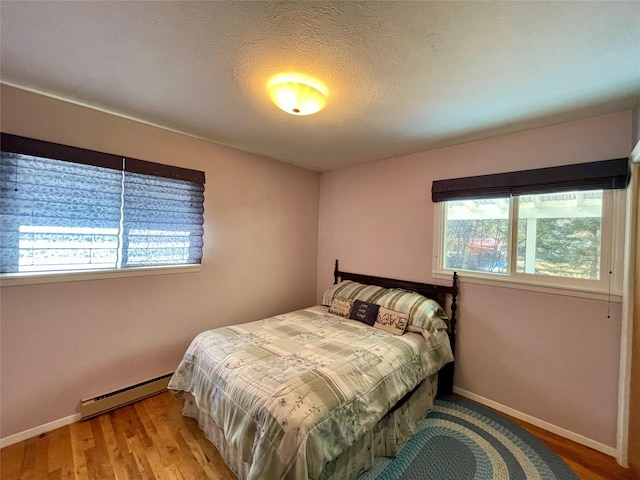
[0,85,320,438]
[317,111,632,448]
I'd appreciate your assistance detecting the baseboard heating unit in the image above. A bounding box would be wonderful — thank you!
[80,372,174,419]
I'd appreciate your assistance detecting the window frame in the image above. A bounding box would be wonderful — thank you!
[0,133,205,285]
[0,264,201,287]
[432,188,626,302]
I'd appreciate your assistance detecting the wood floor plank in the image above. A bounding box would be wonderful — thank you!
[19,436,49,480]
[178,426,210,469]
[137,394,211,480]
[121,451,145,480]
[47,469,63,480]
[1,391,634,480]
[46,426,74,479]
[1,441,26,480]
[142,442,172,480]
[564,458,613,480]
[179,411,238,480]
[163,463,186,480]
[69,418,94,480]
[133,400,183,474]
[99,413,131,480]
[85,417,117,480]
[181,418,237,480]
[126,436,157,480]
[115,404,154,450]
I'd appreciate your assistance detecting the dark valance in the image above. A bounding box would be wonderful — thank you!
[1,132,205,184]
[431,158,630,202]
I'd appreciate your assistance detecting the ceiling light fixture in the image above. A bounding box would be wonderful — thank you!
[268,78,327,116]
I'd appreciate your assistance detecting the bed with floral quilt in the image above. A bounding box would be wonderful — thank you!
[169,261,458,480]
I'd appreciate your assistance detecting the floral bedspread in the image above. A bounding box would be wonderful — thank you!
[168,305,453,480]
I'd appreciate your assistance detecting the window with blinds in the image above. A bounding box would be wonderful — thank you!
[0,133,205,275]
[431,158,630,294]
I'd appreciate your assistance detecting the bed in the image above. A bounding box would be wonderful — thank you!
[168,261,458,480]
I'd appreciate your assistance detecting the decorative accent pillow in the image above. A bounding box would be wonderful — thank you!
[322,280,388,307]
[374,307,408,335]
[376,289,448,336]
[328,296,355,318]
[348,300,380,326]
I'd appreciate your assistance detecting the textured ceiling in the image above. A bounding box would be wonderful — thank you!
[1,1,639,171]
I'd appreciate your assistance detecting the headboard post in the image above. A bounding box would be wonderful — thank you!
[333,259,339,285]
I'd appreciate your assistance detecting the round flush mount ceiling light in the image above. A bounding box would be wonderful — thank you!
[268,76,327,116]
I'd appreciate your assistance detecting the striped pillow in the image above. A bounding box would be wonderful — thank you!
[321,280,388,307]
[376,289,448,336]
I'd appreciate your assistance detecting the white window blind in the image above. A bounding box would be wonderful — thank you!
[122,171,204,267]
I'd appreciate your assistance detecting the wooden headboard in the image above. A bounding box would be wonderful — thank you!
[333,259,459,395]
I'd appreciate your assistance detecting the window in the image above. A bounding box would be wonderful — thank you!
[516,191,603,280]
[443,197,509,274]
[432,158,629,295]
[0,133,205,276]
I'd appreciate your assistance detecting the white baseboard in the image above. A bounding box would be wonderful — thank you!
[452,387,617,458]
[0,413,82,449]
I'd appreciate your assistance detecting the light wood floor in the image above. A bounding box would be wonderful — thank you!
[1,391,635,480]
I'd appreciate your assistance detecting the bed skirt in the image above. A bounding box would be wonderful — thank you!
[180,373,438,480]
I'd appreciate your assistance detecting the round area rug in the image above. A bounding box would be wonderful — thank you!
[358,395,578,480]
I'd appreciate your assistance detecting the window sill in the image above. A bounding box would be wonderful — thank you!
[0,264,201,287]
[433,269,622,303]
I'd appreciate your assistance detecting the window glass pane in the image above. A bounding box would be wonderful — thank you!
[1,153,122,273]
[443,198,509,274]
[122,172,204,267]
[516,190,602,279]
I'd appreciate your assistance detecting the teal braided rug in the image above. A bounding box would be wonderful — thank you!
[358,395,579,480]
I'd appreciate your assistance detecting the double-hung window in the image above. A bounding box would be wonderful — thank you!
[432,158,630,296]
[0,133,205,278]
